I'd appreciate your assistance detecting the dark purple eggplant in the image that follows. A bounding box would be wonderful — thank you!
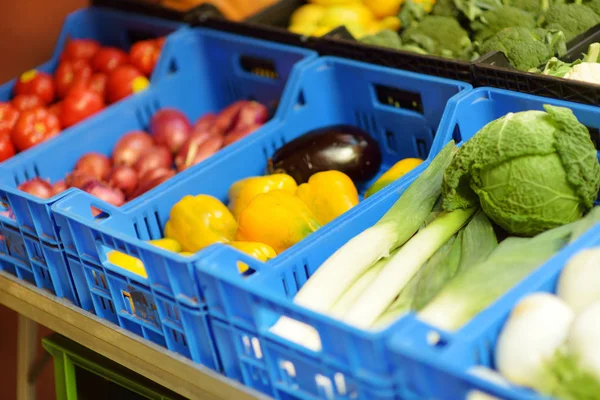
[268,125,382,184]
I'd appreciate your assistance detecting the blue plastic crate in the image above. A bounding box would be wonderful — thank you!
[0,6,183,103]
[0,6,184,302]
[0,27,316,309]
[191,87,600,399]
[50,56,471,387]
[385,87,600,400]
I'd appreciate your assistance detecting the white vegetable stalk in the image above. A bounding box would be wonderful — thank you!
[329,256,389,318]
[342,207,476,329]
[494,293,574,393]
[557,247,600,315]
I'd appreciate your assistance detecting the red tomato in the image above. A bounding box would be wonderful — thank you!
[61,88,104,128]
[61,39,101,62]
[129,39,162,77]
[11,107,60,151]
[106,65,149,104]
[12,94,44,112]
[91,47,128,74]
[88,73,108,99]
[54,60,93,99]
[14,70,55,105]
[0,103,20,131]
[48,102,63,122]
[0,129,16,162]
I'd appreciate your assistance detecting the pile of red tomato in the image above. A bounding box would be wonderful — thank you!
[0,36,165,163]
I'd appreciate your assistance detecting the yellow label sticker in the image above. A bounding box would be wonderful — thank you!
[132,76,150,94]
[20,70,38,83]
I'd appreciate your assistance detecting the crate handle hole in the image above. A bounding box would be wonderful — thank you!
[386,131,397,152]
[239,55,278,80]
[585,126,600,150]
[269,316,322,352]
[168,59,178,74]
[104,249,148,279]
[91,206,110,221]
[452,124,462,143]
[296,90,306,107]
[374,84,423,114]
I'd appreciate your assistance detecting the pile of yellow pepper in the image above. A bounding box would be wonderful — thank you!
[289,0,403,38]
[161,170,359,271]
[108,158,423,276]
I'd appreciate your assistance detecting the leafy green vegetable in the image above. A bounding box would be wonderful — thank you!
[400,16,474,60]
[548,350,600,400]
[431,0,461,18]
[478,27,566,71]
[540,3,600,41]
[506,0,555,14]
[539,42,600,81]
[453,0,504,21]
[399,0,430,29]
[586,0,600,16]
[471,6,537,42]
[443,105,600,236]
[419,219,574,330]
[360,29,404,50]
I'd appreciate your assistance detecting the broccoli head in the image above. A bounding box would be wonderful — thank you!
[540,4,600,41]
[401,16,474,60]
[585,0,600,17]
[479,27,567,71]
[471,6,537,42]
[432,0,461,19]
[506,0,555,14]
[360,30,404,50]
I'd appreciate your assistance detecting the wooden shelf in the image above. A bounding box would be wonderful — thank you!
[0,271,268,400]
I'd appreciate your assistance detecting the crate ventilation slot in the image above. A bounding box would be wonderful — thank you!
[375,84,423,114]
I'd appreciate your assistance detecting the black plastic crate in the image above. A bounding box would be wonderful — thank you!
[91,0,224,23]
[474,24,600,105]
[198,0,476,82]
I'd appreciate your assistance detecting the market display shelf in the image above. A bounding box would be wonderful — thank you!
[0,27,316,310]
[0,270,268,400]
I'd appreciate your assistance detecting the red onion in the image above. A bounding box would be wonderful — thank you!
[107,165,138,198]
[235,101,268,130]
[212,101,248,135]
[134,146,173,178]
[131,168,175,198]
[150,108,192,154]
[223,123,261,147]
[176,134,223,172]
[51,180,68,196]
[193,113,217,134]
[175,130,217,171]
[18,178,52,199]
[75,153,112,180]
[66,170,97,189]
[82,181,125,207]
[112,131,155,167]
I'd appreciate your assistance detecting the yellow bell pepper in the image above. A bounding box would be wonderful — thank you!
[290,23,319,36]
[365,158,424,198]
[230,241,277,273]
[179,252,195,257]
[228,174,297,220]
[107,251,147,278]
[363,0,404,18]
[319,4,375,29]
[165,194,237,253]
[236,190,321,254]
[378,16,401,32]
[296,171,359,225]
[148,238,182,253]
[290,4,327,26]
